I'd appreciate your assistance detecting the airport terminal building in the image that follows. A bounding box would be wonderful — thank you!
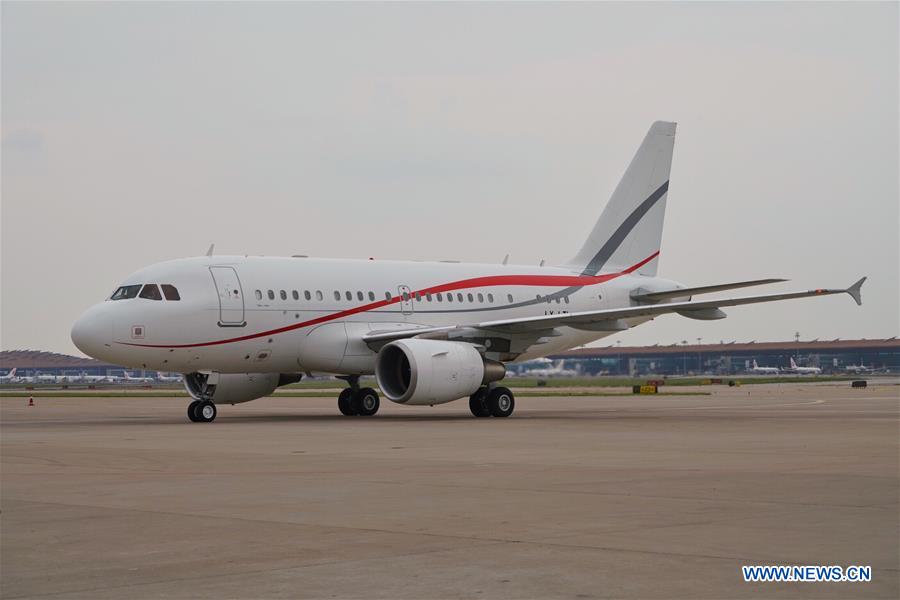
[2,338,899,379]
[551,338,900,376]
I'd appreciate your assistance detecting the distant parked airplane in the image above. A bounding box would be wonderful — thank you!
[520,359,579,378]
[749,360,780,375]
[787,357,822,375]
[156,372,183,383]
[0,368,17,382]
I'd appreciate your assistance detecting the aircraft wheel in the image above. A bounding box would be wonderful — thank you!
[469,388,491,417]
[187,400,201,422]
[487,387,515,418]
[196,401,217,422]
[338,388,356,416]
[355,388,380,416]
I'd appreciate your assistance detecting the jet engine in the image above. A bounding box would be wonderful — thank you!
[184,372,302,405]
[375,339,505,405]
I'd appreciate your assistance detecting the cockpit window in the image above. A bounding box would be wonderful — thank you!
[139,284,163,300]
[110,285,141,300]
[161,284,181,301]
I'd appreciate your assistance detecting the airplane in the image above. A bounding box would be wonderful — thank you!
[787,357,822,375]
[843,362,877,374]
[157,372,184,383]
[123,372,154,383]
[70,121,866,423]
[748,360,780,375]
[520,359,580,378]
[0,368,17,382]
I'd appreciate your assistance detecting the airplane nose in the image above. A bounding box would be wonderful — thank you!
[71,305,112,359]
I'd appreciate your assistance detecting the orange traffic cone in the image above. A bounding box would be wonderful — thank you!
[28,397,34,407]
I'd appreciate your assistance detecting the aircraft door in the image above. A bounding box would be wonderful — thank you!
[398,285,413,315]
[209,266,246,326]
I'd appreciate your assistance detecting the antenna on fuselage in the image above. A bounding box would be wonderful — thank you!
[502,254,509,265]
[539,259,545,267]
[206,243,215,257]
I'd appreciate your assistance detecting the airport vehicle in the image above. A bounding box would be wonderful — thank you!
[71,121,866,422]
[0,368,17,382]
[786,357,822,375]
[749,360,781,375]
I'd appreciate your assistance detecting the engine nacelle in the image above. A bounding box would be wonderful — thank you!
[375,339,505,405]
[184,372,301,405]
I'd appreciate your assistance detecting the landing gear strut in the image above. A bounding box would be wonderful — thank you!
[337,377,380,416]
[187,400,217,422]
[470,386,514,418]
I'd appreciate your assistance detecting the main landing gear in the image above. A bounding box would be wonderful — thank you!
[469,386,515,418]
[187,400,217,423]
[337,377,380,416]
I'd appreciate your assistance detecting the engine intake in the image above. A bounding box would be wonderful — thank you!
[375,339,505,405]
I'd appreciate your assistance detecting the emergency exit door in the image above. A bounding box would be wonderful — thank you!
[209,266,246,326]
[398,285,413,315]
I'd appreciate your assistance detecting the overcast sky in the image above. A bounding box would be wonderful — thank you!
[2,1,898,356]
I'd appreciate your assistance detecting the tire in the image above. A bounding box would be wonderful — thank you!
[355,388,380,416]
[486,387,515,418]
[187,400,201,422]
[469,389,491,417]
[196,400,217,422]
[338,388,356,416]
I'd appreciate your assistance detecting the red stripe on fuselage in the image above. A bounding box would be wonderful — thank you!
[120,251,659,349]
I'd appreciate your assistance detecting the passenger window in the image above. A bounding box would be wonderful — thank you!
[292,290,299,300]
[598,294,603,301]
[357,291,364,301]
[447,293,453,303]
[555,297,561,303]
[457,293,463,302]
[402,291,410,301]
[368,291,375,301]
[385,292,392,301]
[344,291,351,301]
[477,293,484,303]
[304,290,311,300]
[110,285,142,300]
[467,293,474,302]
[436,293,443,302]
[507,294,513,303]
[280,290,287,300]
[334,291,341,300]
[255,290,263,301]
[316,290,323,301]
[426,293,432,302]
[536,295,541,301]
[139,284,163,301]
[268,290,275,300]
[161,284,181,301]
[487,293,494,303]
[564,296,570,304]
[415,292,421,301]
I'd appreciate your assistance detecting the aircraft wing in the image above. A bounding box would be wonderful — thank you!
[629,278,788,302]
[363,277,866,356]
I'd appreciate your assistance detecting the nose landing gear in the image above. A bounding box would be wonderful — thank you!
[337,376,380,416]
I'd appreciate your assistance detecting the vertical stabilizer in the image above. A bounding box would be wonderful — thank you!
[567,121,676,276]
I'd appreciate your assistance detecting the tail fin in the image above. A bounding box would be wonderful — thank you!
[752,360,759,369]
[790,357,798,369]
[567,121,676,276]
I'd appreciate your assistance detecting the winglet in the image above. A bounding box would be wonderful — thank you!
[846,277,866,306]
[206,243,215,257]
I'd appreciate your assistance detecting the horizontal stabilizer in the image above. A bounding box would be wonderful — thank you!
[846,277,866,306]
[632,278,787,302]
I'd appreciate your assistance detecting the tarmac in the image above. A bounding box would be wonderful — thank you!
[1,383,898,599]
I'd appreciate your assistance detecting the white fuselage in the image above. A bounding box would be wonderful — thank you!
[72,255,683,375]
